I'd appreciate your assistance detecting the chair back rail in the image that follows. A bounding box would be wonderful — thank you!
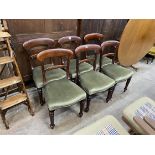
[37,48,73,83]
[75,44,101,79]
[100,40,120,70]
[58,36,81,58]
[84,33,104,44]
[23,38,55,69]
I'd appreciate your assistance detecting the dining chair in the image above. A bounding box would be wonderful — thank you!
[23,38,66,105]
[100,40,134,92]
[75,44,115,112]
[58,36,93,81]
[37,48,86,129]
[84,33,112,69]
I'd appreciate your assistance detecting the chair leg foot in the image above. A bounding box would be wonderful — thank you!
[26,100,35,116]
[84,95,91,112]
[124,77,132,92]
[106,84,116,103]
[1,110,9,129]
[37,88,45,106]
[49,110,55,129]
[79,100,85,117]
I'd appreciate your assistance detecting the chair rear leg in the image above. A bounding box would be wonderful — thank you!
[26,100,35,116]
[79,100,85,117]
[0,110,9,129]
[84,95,91,112]
[124,77,132,92]
[37,88,44,106]
[106,84,116,103]
[49,110,55,129]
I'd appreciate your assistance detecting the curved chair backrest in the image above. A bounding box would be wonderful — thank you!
[23,38,55,68]
[58,36,82,58]
[100,40,120,67]
[75,44,101,77]
[37,48,73,82]
[84,33,104,45]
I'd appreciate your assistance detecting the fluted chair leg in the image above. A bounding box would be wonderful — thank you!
[79,100,85,117]
[84,95,91,112]
[37,88,44,106]
[124,77,132,92]
[49,110,55,129]
[106,84,116,103]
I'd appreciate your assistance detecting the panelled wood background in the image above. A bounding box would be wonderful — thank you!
[6,19,128,82]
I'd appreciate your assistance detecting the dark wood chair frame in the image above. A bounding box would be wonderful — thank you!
[37,48,85,129]
[58,36,82,81]
[100,40,132,92]
[75,44,116,112]
[84,33,104,45]
[23,38,55,105]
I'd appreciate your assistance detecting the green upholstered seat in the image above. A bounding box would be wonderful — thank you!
[80,70,115,95]
[70,59,93,78]
[123,97,155,134]
[88,55,112,69]
[100,56,112,67]
[44,78,86,111]
[101,64,134,83]
[33,66,66,88]
[74,115,129,135]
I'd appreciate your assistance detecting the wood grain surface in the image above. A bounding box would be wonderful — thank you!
[118,19,155,66]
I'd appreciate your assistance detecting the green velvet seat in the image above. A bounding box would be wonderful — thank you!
[123,97,155,134]
[74,115,129,135]
[88,55,112,69]
[45,78,86,111]
[80,70,115,95]
[101,64,134,83]
[69,59,93,78]
[33,66,66,88]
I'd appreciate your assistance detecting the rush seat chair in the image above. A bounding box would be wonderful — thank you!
[100,40,134,92]
[23,38,66,105]
[84,33,112,69]
[75,44,115,112]
[74,115,129,135]
[58,36,93,80]
[123,97,155,134]
[37,48,86,129]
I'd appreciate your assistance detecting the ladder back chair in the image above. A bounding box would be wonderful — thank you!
[84,33,112,69]
[100,40,134,92]
[23,38,66,105]
[37,48,86,129]
[58,36,93,80]
[75,44,115,112]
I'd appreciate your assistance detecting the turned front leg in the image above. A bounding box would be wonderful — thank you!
[49,110,55,129]
[79,100,85,117]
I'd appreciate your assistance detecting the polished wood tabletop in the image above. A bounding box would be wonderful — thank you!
[118,20,155,66]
